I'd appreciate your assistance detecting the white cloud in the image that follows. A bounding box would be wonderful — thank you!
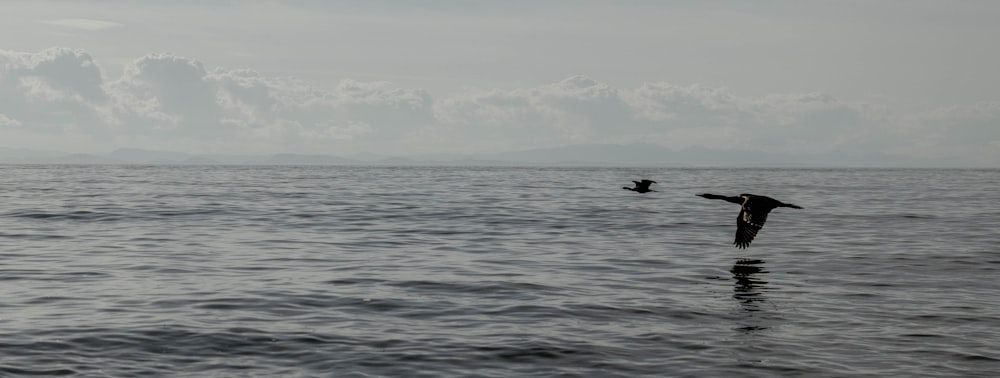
[0,113,21,128]
[0,47,112,132]
[42,18,121,30]
[5,1,999,115]
[0,47,997,165]
[108,52,223,136]
[436,76,882,154]
[98,52,435,145]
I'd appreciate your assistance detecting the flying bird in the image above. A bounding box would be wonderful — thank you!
[698,193,802,249]
[623,179,657,193]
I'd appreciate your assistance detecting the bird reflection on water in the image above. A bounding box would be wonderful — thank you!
[731,258,770,332]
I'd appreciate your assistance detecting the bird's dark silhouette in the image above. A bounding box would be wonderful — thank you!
[623,179,657,193]
[698,193,802,249]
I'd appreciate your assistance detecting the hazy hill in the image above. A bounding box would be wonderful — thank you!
[266,154,362,166]
[108,148,193,163]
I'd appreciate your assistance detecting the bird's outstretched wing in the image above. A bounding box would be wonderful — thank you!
[698,193,743,205]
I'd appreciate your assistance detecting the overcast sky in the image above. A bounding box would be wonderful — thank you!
[1,0,998,165]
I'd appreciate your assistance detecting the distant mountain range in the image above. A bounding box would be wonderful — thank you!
[0,144,987,168]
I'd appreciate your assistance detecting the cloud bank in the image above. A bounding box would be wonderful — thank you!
[0,47,996,165]
[42,18,122,31]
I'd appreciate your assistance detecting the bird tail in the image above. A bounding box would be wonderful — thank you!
[782,203,803,209]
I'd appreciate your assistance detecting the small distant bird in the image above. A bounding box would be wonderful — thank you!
[623,179,657,193]
[698,193,802,249]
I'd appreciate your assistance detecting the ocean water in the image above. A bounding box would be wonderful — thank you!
[0,165,997,377]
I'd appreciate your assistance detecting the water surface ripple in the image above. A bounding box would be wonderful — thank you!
[1,165,998,377]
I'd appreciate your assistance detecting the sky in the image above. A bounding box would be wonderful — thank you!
[1,0,998,165]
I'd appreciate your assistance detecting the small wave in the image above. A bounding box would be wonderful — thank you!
[899,213,934,219]
[474,343,581,362]
[0,232,73,240]
[324,278,386,286]
[150,209,234,217]
[0,270,111,282]
[0,366,76,376]
[5,210,126,222]
[956,353,999,362]
[836,212,938,221]
[391,280,562,298]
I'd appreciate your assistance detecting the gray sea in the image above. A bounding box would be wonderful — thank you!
[0,165,997,377]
